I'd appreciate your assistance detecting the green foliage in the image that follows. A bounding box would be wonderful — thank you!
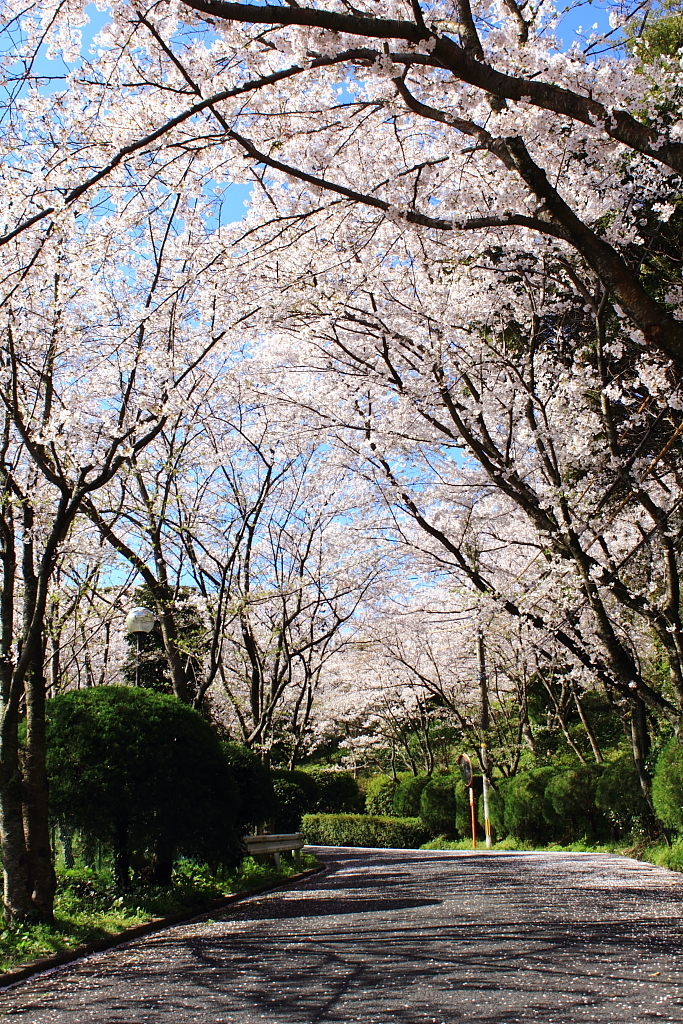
[653,738,683,828]
[0,854,319,973]
[419,775,458,837]
[300,768,364,813]
[455,776,484,840]
[269,768,328,831]
[596,753,652,835]
[421,835,536,851]
[544,764,609,843]
[392,774,429,817]
[221,743,276,832]
[578,692,624,749]
[633,14,683,59]
[271,781,309,832]
[484,780,506,838]
[46,687,242,883]
[638,836,683,872]
[271,768,321,804]
[364,774,397,815]
[499,767,560,843]
[123,585,205,698]
[302,813,429,849]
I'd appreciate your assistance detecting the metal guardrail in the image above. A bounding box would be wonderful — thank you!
[243,832,304,869]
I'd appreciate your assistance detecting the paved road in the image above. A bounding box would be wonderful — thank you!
[1,847,683,1023]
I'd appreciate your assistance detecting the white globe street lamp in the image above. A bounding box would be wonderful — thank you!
[125,606,155,687]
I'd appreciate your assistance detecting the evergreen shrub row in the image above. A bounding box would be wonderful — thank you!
[302,813,430,849]
[361,752,658,847]
[364,772,484,841]
[270,768,364,831]
[489,757,651,843]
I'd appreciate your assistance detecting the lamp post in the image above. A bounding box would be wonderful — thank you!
[125,606,155,687]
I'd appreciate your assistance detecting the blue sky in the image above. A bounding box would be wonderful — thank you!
[21,0,618,226]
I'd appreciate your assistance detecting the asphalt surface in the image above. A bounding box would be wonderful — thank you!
[1,847,683,1023]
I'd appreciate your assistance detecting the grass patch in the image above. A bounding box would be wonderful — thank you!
[421,836,537,851]
[624,838,683,872]
[0,853,318,974]
[421,833,683,866]
[421,835,629,853]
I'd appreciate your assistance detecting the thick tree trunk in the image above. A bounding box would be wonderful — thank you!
[0,707,33,922]
[157,608,191,703]
[630,696,656,820]
[150,837,174,885]
[113,822,130,889]
[22,655,56,921]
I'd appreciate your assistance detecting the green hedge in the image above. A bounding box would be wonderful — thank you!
[596,753,651,835]
[499,767,559,844]
[271,780,309,832]
[392,775,429,817]
[544,764,608,842]
[300,768,364,813]
[302,813,430,849]
[653,739,683,829]
[420,775,458,837]
[365,775,397,815]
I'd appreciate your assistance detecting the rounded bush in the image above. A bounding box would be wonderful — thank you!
[392,775,429,817]
[46,687,241,884]
[271,769,320,808]
[500,767,559,843]
[365,775,397,815]
[544,764,608,842]
[653,739,683,829]
[419,776,457,837]
[271,780,309,832]
[301,768,364,813]
[596,753,651,835]
[221,742,276,832]
[455,776,485,841]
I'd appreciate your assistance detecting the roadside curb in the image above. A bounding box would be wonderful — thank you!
[0,863,326,991]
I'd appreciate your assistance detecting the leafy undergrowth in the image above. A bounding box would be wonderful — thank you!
[0,853,318,974]
[624,838,683,872]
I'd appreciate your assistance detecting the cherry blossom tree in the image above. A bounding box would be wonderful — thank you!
[0,168,237,920]
[2,0,683,882]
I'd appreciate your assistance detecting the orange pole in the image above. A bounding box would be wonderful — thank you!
[469,786,477,850]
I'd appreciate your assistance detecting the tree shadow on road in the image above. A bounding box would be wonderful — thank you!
[3,850,683,1024]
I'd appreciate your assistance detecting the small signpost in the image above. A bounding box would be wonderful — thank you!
[458,753,477,850]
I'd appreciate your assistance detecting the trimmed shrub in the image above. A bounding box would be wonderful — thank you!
[221,742,276,832]
[420,775,458,837]
[302,813,430,849]
[455,776,485,841]
[484,781,506,838]
[500,767,559,843]
[271,769,320,807]
[301,768,364,813]
[653,739,683,829]
[46,687,241,885]
[544,764,609,842]
[392,775,429,817]
[271,780,309,832]
[365,774,397,815]
[596,753,652,835]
